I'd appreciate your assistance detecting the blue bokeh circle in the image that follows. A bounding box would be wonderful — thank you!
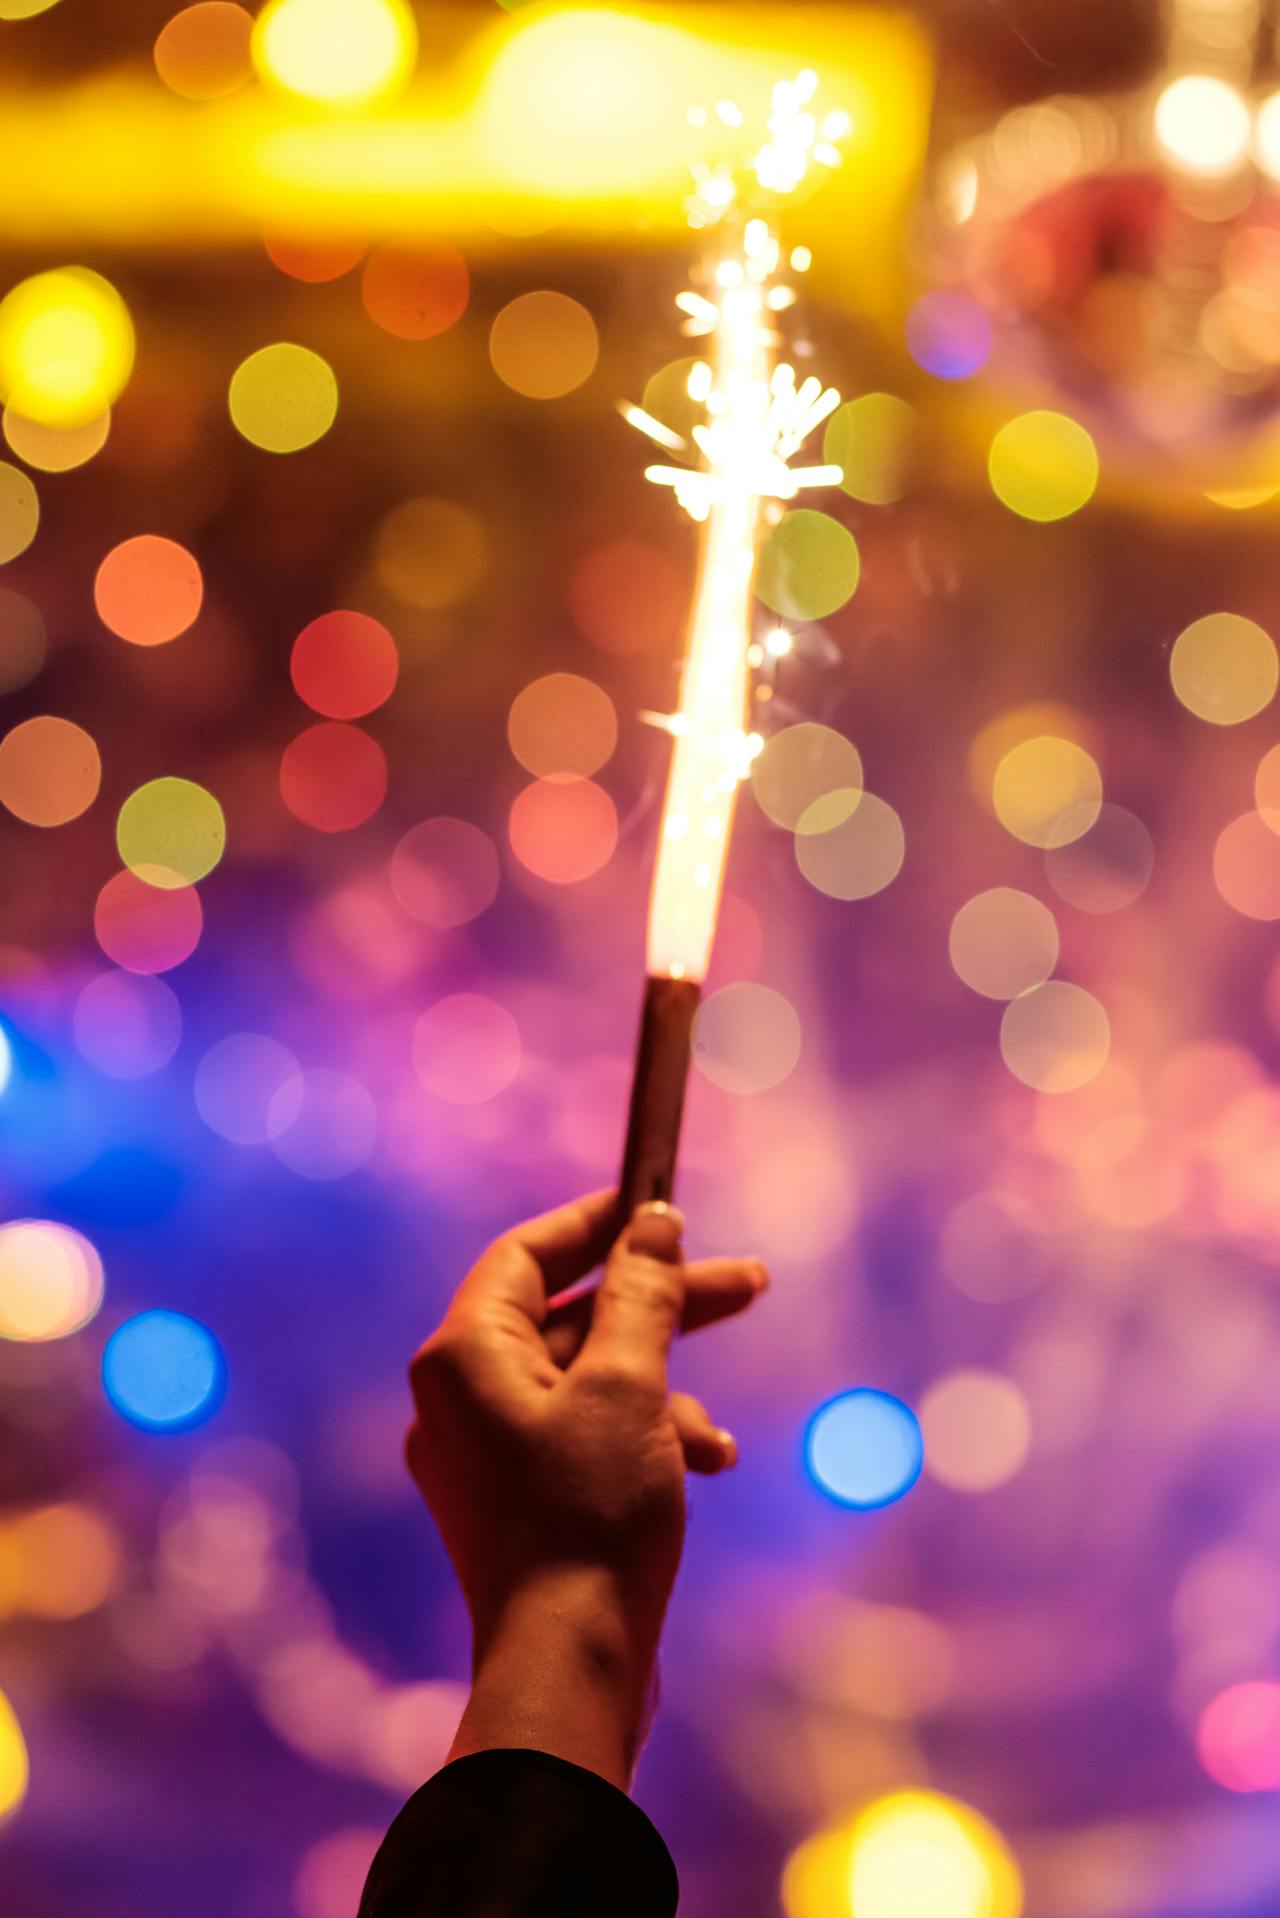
[804,1387,924,1509]
[102,1308,225,1433]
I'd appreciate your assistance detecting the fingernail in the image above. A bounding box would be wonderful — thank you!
[717,1428,738,1467]
[629,1201,685,1259]
[746,1261,769,1293]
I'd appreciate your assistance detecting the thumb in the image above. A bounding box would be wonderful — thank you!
[579,1202,686,1385]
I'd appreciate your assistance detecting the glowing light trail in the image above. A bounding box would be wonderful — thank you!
[616,72,845,1212]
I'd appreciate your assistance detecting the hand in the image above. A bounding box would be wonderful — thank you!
[406,1191,768,1788]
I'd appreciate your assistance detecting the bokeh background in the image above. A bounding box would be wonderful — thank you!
[5,2,1280,1915]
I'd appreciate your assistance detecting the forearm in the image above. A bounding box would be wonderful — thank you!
[447,1565,658,1792]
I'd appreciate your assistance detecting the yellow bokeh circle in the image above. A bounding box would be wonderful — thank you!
[1000,979,1110,1093]
[0,268,134,429]
[992,736,1102,849]
[252,0,417,105]
[489,292,599,400]
[117,777,226,889]
[988,410,1098,522]
[0,1686,27,1822]
[0,461,38,563]
[949,887,1059,1000]
[783,1790,1022,1918]
[751,722,863,833]
[229,343,337,453]
[3,405,109,472]
[1170,613,1278,725]
[795,791,904,900]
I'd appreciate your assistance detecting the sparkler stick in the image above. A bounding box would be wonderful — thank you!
[617,73,847,1218]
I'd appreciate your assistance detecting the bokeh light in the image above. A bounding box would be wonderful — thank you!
[756,509,860,621]
[293,1828,384,1918]
[824,392,918,505]
[361,242,469,340]
[280,723,387,832]
[290,611,398,719]
[3,405,109,471]
[3,1504,122,1619]
[0,586,45,692]
[0,460,38,561]
[641,356,708,447]
[751,722,863,833]
[692,983,801,1094]
[0,1688,27,1823]
[251,0,417,105]
[74,970,182,1079]
[195,1034,303,1146]
[508,777,617,884]
[1155,74,1250,176]
[0,0,60,15]
[1257,742,1280,820]
[488,292,599,400]
[94,869,203,973]
[784,1790,1022,1918]
[1044,803,1154,912]
[1000,980,1111,1092]
[1197,1682,1280,1792]
[412,994,522,1105]
[992,736,1102,848]
[228,344,337,454]
[372,497,485,610]
[905,290,991,380]
[1214,811,1280,919]
[949,888,1059,1000]
[0,1221,104,1343]
[920,1370,1032,1493]
[569,537,684,655]
[940,1191,1054,1303]
[268,1067,378,1179]
[94,535,203,646]
[0,1022,10,1096]
[988,411,1098,522]
[0,715,100,826]
[102,1309,225,1432]
[1170,614,1278,725]
[117,777,226,888]
[154,4,254,99]
[804,1389,923,1509]
[795,791,904,900]
[0,267,135,427]
[389,817,499,928]
[507,672,617,778]
[263,234,365,283]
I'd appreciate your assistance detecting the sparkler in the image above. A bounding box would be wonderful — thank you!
[617,72,847,1216]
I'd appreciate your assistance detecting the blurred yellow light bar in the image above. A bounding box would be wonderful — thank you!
[0,4,931,301]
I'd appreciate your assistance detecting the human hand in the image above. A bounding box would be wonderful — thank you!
[406,1191,768,1787]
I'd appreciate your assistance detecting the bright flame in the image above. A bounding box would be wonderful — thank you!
[630,75,842,982]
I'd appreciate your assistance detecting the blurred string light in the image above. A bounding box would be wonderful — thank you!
[0,587,45,691]
[1197,1681,1280,1791]
[905,289,991,379]
[117,777,226,888]
[3,405,109,471]
[507,673,617,779]
[154,3,254,100]
[508,776,618,884]
[268,1067,378,1179]
[756,508,860,621]
[489,291,599,400]
[804,1388,923,1509]
[993,736,1103,849]
[824,391,918,505]
[0,1687,27,1824]
[94,535,203,646]
[0,1503,122,1620]
[102,1309,225,1432]
[293,1829,383,1918]
[228,342,337,453]
[691,981,801,1094]
[939,1190,1055,1303]
[751,723,864,832]
[570,537,685,656]
[265,232,365,282]
[1000,979,1111,1092]
[0,460,38,561]
[94,868,203,973]
[949,888,1059,1000]
[279,721,387,831]
[0,268,134,427]
[362,240,469,340]
[988,410,1099,522]
[1044,804,1154,913]
[0,1220,104,1343]
[1154,73,1252,177]
[291,610,398,719]
[412,993,522,1106]
[0,715,100,826]
[389,818,499,928]
[783,1791,1022,1918]
[1214,810,1280,919]
[795,791,904,900]
[74,970,182,1080]
[251,0,417,106]
[195,1033,302,1145]
[373,497,485,609]
[1170,612,1278,724]
[920,1370,1032,1493]
[0,1020,10,1095]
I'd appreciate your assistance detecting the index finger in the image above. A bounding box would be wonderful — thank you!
[451,1189,620,1324]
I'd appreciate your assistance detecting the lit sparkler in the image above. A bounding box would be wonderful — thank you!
[617,71,848,1215]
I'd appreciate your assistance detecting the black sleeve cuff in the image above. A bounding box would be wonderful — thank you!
[358,1746,679,1918]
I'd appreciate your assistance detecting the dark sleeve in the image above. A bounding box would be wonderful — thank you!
[357,1747,680,1918]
